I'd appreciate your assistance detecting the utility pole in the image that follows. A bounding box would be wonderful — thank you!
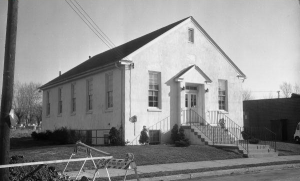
[0,0,19,181]
[277,91,280,99]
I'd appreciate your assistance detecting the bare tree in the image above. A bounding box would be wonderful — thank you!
[294,83,300,94]
[279,82,292,98]
[13,82,42,126]
[242,89,254,100]
[263,92,275,99]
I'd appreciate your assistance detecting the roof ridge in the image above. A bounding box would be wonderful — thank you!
[40,17,190,89]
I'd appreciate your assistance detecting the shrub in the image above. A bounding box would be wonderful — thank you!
[51,127,70,144]
[31,128,86,144]
[139,129,149,145]
[175,138,191,147]
[31,130,52,141]
[171,124,180,143]
[178,127,185,140]
[109,127,123,146]
[249,138,259,144]
[241,131,251,140]
[171,124,190,147]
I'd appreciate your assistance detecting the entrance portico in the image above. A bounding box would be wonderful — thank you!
[175,65,212,126]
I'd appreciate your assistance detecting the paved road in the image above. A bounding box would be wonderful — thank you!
[179,168,300,181]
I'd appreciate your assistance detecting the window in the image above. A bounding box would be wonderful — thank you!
[185,94,188,108]
[106,72,113,108]
[191,94,197,107]
[218,80,227,111]
[188,28,194,43]
[58,88,62,115]
[71,83,76,113]
[46,91,50,116]
[87,79,93,111]
[149,72,160,108]
[186,86,197,91]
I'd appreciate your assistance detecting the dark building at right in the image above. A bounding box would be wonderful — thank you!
[243,94,300,142]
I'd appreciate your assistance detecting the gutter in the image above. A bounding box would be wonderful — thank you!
[39,62,118,91]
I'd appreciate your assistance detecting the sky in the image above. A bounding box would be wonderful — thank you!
[0,0,299,99]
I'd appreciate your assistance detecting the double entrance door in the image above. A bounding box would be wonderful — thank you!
[183,91,199,124]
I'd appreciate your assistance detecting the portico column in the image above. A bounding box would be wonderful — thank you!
[177,80,186,126]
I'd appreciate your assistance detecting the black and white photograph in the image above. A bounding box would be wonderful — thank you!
[0,0,299,180]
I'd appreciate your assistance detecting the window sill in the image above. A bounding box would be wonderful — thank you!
[46,115,50,118]
[57,114,62,117]
[86,110,93,114]
[147,107,162,112]
[71,112,76,116]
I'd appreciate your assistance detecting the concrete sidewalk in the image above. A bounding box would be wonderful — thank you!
[64,155,300,180]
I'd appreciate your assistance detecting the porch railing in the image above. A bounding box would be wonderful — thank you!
[243,126,277,152]
[182,109,249,154]
[130,116,171,145]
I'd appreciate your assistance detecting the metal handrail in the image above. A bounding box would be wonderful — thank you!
[130,116,171,145]
[243,126,277,152]
[184,109,249,153]
[265,127,276,151]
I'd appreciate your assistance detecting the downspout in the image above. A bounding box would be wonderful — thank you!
[115,60,133,143]
[115,62,124,143]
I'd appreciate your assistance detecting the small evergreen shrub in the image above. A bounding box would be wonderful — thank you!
[171,124,190,147]
[178,127,185,140]
[139,128,149,145]
[175,127,190,147]
[171,124,180,143]
[175,138,191,147]
[109,127,123,146]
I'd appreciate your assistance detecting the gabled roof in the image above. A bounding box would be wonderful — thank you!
[40,16,246,90]
[175,64,212,83]
[40,17,190,90]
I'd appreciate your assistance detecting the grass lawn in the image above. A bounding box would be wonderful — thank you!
[10,144,243,172]
[9,129,300,173]
[276,141,300,156]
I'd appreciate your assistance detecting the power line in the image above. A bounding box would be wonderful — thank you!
[71,0,125,58]
[69,0,114,49]
[64,0,113,50]
[73,0,116,48]
[65,0,125,59]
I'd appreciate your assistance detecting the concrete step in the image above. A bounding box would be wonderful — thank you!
[247,152,279,158]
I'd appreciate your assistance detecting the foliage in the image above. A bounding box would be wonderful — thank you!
[109,127,123,146]
[171,125,190,147]
[13,81,42,126]
[31,128,85,144]
[139,128,149,144]
[175,127,190,147]
[249,138,259,144]
[175,138,191,147]
[241,131,259,144]
[178,126,185,140]
[242,88,254,100]
[279,82,300,98]
[241,131,251,140]
[171,124,180,143]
